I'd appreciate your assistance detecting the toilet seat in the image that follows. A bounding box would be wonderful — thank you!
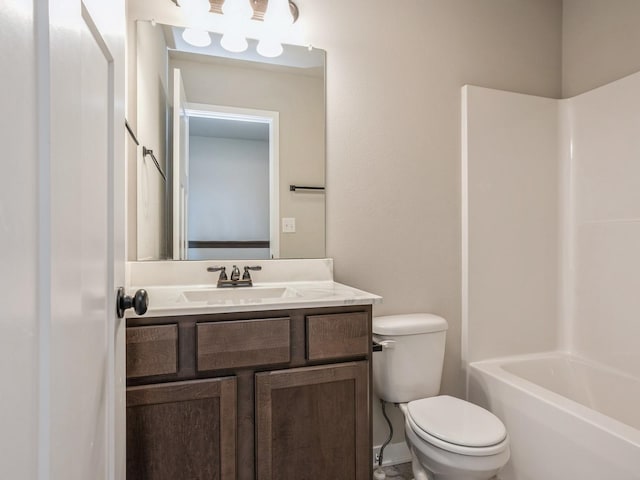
[406,396,508,457]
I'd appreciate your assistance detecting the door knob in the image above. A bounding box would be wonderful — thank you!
[116,287,148,318]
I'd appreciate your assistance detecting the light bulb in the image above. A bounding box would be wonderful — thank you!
[263,0,293,27]
[257,37,283,58]
[221,32,248,53]
[256,0,292,58]
[219,0,252,54]
[182,28,212,47]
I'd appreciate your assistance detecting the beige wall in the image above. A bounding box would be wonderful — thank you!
[296,0,562,446]
[126,20,169,260]
[562,0,640,97]
[126,13,137,260]
[297,0,562,403]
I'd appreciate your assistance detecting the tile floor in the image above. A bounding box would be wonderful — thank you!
[378,464,499,480]
[378,463,413,479]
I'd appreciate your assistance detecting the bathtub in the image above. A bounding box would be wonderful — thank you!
[468,352,640,480]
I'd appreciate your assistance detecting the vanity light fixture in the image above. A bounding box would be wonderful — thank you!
[257,0,293,57]
[182,28,212,47]
[220,0,254,53]
[174,0,299,57]
[179,0,213,47]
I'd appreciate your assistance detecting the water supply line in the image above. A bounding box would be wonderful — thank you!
[374,399,395,480]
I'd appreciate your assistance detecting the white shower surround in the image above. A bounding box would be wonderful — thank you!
[462,71,640,479]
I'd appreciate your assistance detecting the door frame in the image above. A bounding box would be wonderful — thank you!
[185,103,281,259]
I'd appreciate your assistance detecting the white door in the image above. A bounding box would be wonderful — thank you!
[173,68,190,260]
[0,0,125,478]
[49,0,126,478]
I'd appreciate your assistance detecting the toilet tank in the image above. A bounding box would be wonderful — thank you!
[372,313,448,404]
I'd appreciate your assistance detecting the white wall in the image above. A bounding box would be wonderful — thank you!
[462,86,559,366]
[562,0,640,97]
[564,72,640,379]
[0,1,38,477]
[188,135,270,260]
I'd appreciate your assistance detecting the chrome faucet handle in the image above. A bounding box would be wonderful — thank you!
[242,265,262,280]
[207,266,227,280]
[230,265,241,281]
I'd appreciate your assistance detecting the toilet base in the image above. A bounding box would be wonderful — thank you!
[411,454,431,480]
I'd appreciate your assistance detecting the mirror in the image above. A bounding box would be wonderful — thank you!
[128,20,325,261]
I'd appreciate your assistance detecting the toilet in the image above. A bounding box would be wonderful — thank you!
[373,314,510,480]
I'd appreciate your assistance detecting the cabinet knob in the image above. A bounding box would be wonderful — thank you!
[116,287,148,318]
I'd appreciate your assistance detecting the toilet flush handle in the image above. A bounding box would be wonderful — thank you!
[375,339,396,350]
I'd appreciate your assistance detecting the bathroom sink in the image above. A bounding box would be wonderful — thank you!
[128,277,381,316]
[179,286,299,305]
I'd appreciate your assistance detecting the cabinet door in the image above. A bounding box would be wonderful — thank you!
[255,362,370,480]
[127,377,236,480]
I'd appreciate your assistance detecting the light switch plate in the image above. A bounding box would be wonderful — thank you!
[282,217,296,233]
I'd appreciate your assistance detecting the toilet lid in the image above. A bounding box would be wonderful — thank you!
[407,396,507,448]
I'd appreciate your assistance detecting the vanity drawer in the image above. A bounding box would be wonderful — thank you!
[197,318,291,371]
[126,325,178,379]
[306,312,370,361]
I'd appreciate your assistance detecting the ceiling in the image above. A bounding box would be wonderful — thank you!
[189,116,269,141]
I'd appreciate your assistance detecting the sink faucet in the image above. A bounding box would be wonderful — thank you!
[207,266,228,286]
[243,265,262,281]
[230,265,241,281]
[207,265,262,288]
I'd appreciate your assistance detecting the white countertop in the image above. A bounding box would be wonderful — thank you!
[126,259,382,318]
[127,280,382,317]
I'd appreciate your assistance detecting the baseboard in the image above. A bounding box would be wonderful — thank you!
[372,441,412,467]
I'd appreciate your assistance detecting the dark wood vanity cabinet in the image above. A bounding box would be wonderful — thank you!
[125,305,373,480]
[127,377,237,480]
[255,362,370,480]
